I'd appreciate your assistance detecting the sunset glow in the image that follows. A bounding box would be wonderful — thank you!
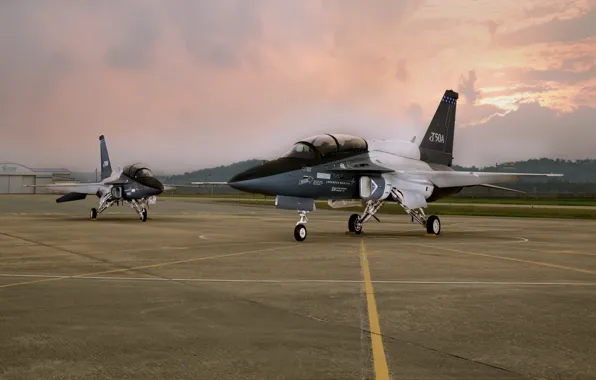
[1,0,595,170]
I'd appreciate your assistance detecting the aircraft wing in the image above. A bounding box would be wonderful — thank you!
[23,182,108,194]
[396,170,563,188]
[476,184,526,194]
[162,182,228,191]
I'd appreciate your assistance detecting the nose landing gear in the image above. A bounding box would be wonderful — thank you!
[294,211,308,241]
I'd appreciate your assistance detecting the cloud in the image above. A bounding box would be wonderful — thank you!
[455,102,596,166]
[575,85,596,106]
[486,20,502,37]
[496,8,596,46]
[458,70,479,104]
[395,59,409,82]
[491,65,596,85]
[0,1,595,172]
[105,4,160,69]
[168,0,265,69]
[406,103,423,126]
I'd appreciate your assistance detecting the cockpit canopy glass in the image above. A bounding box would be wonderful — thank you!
[281,143,316,159]
[281,134,368,159]
[302,135,338,157]
[123,164,154,179]
[333,134,368,152]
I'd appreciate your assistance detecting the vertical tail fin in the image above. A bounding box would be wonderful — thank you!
[99,135,112,180]
[419,89,458,167]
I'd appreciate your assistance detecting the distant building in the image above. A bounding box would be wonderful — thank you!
[0,163,74,194]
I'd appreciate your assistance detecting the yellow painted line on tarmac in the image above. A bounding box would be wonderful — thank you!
[360,239,390,380]
[0,245,294,289]
[412,243,596,276]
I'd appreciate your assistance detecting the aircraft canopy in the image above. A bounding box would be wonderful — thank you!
[282,134,368,159]
[123,164,154,179]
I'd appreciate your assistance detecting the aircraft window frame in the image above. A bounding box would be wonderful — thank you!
[281,142,317,159]
[134,168,154,178]
[303,134,338,157]
[332,134,368,153]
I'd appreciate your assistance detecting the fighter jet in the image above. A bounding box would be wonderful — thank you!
[25,135,176,221]
[223,90,563,241]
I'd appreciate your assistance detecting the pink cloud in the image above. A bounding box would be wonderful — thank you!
[0,0,595,172]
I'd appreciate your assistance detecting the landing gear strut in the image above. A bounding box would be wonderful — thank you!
[130,200,149,222]
[392,189,441,235]
[348,200,385,235]
[88,194,150,222]
[294,211,308,241]
[89,192,112,220]
[346,190,442,236]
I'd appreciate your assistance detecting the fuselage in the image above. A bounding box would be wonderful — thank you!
[228,134,462,203]
[99,164,164,200]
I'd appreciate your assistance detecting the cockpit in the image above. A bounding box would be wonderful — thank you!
[123,164,154,179]
[282,134,368,159]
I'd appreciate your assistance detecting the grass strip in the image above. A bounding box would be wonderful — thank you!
[213,199,596,220]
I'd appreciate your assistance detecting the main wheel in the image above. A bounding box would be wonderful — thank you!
[348,214,362,234]
[90,208,97,220]
[294,224,307,241]
[140,208,148,222]
[426,215,441,235]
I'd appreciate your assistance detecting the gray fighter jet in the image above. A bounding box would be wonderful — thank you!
[25,135,175,221]
[223,90,563,241]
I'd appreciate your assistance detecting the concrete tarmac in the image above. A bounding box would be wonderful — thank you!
[1,195,595,380]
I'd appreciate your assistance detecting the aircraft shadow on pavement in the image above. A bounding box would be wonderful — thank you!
[27,214,191,224]
[314,230,507,241]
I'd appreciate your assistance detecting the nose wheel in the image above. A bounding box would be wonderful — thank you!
[89,208,97,220]
[293,211,309,241]
[294,224,307,241]
[140,208,148,222]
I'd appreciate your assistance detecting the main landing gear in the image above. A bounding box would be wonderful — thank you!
[347,190,442,236]
[88,193,149,222]
[292,190,442,241]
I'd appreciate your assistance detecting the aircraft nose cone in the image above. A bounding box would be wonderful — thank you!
[138,177,164,193]
[228,175,259,193]
[227,158,306,195]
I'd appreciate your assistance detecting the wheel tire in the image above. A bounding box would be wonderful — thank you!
[140,208,148,222]
[426,215,441,235]
[348,214,362,234]
[90,208,97,220]
[294,224,307,242]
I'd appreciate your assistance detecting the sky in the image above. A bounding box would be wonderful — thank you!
[1,0,595,173]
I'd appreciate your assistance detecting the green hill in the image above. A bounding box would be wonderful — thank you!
[163,159,265,184]
[453,158,596,183]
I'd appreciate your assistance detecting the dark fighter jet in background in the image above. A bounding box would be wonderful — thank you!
[222,89,562,241]
[25,135,178,222]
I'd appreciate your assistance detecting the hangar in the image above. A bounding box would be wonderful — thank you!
[0,163,74,194]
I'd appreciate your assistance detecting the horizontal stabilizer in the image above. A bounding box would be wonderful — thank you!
[395,170,563,188]
[23,182,107,195]
[477,184,526,194]
[56,192,87,203]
